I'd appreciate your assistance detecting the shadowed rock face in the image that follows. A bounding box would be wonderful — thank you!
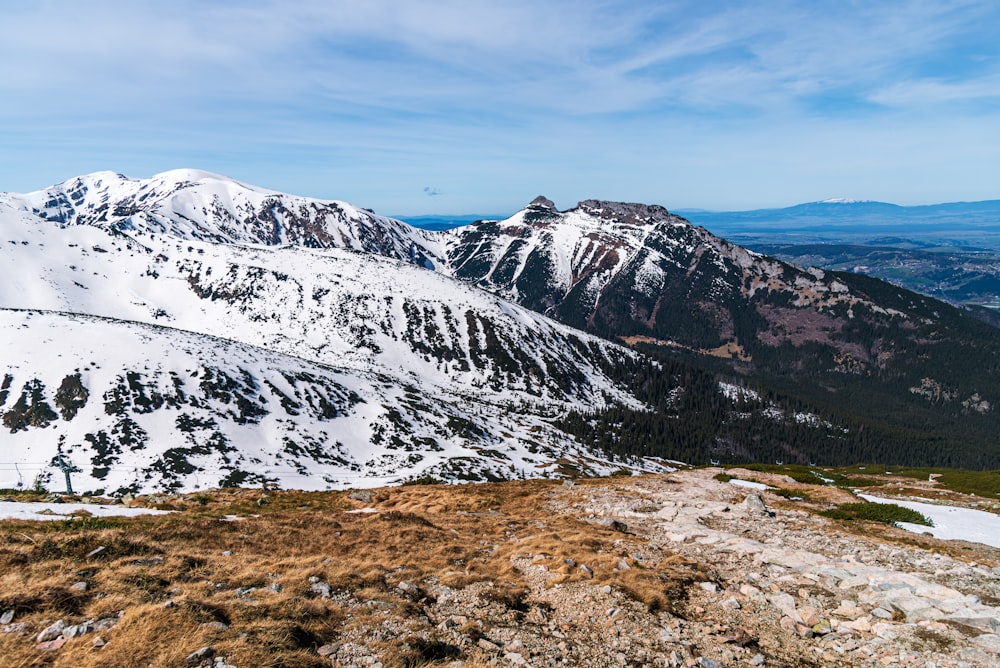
[572,199,674,224]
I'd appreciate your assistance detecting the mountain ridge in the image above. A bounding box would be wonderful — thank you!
[3,171,999,494]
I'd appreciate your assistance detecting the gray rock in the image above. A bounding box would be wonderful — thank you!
[85,545,107,559]
[595,518,629,533]
[811,620,832,636]
[186,646,215,664]
[348,490,373,503]
[578,564,594,578]
[397,580,419,596]
[973,634,1000,655]
[94,617,120,631]
[0,610,13,624]
[698,658,722,668]
[69,581,89,593]
[37,637,66,651]
[768,592,803,624]
[200,621,229,632]
[310,581,332,598]
[871,607,892,619]
[317,643,340,657]
[37,619,67,642]
[743,493,773,517]
[63,621,92,638]
[751,654,765,665]
[504,651,529,666]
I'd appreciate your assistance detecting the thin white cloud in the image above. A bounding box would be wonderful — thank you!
[0,0,998,210]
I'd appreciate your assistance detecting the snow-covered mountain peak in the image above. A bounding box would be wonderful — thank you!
[528,195,558,210]
[2,170,446,267]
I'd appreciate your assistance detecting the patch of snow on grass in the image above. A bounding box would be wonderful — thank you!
[728,479,770,491]
[0,501,172,522]
[858,494,1000,549]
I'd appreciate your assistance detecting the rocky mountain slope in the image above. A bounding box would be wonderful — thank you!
[443,197,1000,465]
[3,171,998,492]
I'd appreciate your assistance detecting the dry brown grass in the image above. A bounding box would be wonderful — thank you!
[0,479,700,667]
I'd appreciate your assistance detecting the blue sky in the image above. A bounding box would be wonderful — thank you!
[1,1,998,214]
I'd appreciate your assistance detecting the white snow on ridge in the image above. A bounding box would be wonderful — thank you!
[859,494,1000,549]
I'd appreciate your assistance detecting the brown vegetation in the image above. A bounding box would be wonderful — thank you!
[0,480,702,667]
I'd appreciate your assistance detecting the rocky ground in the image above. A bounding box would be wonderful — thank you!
[2,469,999,667]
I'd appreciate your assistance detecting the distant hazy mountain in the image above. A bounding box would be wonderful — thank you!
[677,199,1000,236]
[670,198,1000,312]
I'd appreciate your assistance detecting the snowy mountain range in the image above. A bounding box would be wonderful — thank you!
[2,170,998,493]
[0,171,663,494]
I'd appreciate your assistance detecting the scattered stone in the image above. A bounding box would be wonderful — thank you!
[751,654,765,665]
[743,493,773,517]
[698,658,722,668]
[578,564,594,578]
[92,635,106,648]
[348,490,373,503]
[768,592,803,624]
[63,621,92,638]
[200,621,229,632]
[811,620,833,636]
[69,581,89,593]
[595,517,629,533]
[186,646,215,664]
[397,580,419,596]
[699,582,719,594]
[133,557,165,566]
[94,616,120,632]
[504,651,529,666]
[310,581,332,598]
[37,636,67,651]
[0,610,13,624]
[221,550,233,557]
[478,637,501,652]
[720,597,741,610]
[37,619,67,642]
[317,643,340,657]
[973,634,1000,655]
[85,545,107,559]
[871,607,893,619]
